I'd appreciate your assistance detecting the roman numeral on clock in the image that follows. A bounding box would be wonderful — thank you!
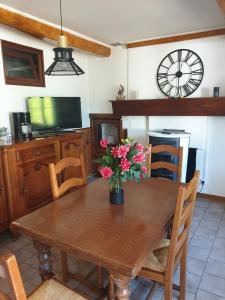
[192,69,203,75]
[168,54,174,64]
[157,73,168,80]
[184,50,194,62]
[178,49,182,62]
[183,83,194,95]
[160,79,170,89]
[189,78,201,87]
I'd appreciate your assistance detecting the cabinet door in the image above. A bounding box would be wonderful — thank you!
[18,155,56,214]
[0,151,8,231]
[60,135,83,178]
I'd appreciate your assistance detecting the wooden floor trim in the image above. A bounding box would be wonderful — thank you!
[198,192,225,202]
[127,28,225,48]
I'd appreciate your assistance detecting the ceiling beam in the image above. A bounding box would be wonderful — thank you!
[127,28,225,48]
[0,7,111,57]
[217,0,225,14]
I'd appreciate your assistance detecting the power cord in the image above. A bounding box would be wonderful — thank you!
[198,180,205,193]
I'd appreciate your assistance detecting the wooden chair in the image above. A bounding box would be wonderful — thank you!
[49,155,87,200]
[146,144,183,182]
[108,170,200,300]
[0,252,87,300]
[48,155,103,294]
[138,170,200,300]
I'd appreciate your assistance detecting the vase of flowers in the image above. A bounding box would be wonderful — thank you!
[96,137,150,205]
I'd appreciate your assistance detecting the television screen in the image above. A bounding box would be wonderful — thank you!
[27,97,82,131]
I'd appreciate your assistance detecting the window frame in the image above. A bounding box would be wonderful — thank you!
[1,40,45,87]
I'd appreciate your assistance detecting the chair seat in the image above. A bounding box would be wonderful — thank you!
[28,279,86,300]
[143,238,170,272]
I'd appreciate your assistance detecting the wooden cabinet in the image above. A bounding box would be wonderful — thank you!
[0,150,8,231]
[2,131,92,223]
[89,114,127,173]
[3,139,59,220]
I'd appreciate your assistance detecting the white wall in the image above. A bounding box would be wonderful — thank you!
[127,36,225,196]
[88,46,127,113]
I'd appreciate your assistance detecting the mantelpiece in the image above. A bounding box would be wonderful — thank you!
[110,97,225,116]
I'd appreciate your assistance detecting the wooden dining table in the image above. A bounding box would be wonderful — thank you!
[11,178,180,300]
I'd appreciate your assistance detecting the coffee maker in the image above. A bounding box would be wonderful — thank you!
[12,112,32,140]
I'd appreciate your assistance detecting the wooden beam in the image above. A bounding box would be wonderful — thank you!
[217,0,225,14]
[127,28,225,48]
[0,7,111,57]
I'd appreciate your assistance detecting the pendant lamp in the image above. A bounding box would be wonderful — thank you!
[45,0,85,76]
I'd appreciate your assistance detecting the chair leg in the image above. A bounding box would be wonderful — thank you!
[180,246,187,300]
[97,265,103,289]
[61,251,69,283]
[164,279,173,300]
[108,273,115,300]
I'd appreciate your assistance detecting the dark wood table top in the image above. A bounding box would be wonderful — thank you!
[11,178,179,277]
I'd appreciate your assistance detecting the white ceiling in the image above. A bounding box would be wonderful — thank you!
[0,0,224,45]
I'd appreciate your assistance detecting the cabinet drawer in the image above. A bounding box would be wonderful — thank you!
[17,143,56,163]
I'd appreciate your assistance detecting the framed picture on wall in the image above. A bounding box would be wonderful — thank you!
[1,40,45,87]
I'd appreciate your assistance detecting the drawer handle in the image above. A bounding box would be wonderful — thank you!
[32,149,41,155]
[20,184,28,196]
[33,161,47,171]
[65,142,79,150]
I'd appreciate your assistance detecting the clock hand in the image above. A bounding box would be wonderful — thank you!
[167,72,191,76]
[178,78,180,98]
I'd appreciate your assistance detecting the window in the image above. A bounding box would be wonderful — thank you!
[1,40,45,87]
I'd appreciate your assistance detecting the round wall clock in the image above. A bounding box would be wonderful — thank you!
[157,49,204,98]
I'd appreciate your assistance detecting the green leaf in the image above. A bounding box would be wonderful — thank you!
[105,155,113,164]
[95,158,103,164]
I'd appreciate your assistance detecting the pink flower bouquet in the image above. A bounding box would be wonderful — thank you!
[96,137,150,192]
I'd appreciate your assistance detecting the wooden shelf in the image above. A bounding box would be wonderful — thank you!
[110,97,225,116]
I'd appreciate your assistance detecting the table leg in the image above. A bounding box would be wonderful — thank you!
[33,240,54,281]
[111,273,131,300]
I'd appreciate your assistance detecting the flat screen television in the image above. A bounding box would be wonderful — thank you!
[27,96,82,131]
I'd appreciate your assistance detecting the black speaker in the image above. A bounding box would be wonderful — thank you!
[12,112,32,140]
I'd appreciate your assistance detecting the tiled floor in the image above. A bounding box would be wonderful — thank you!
[1,197,225,299]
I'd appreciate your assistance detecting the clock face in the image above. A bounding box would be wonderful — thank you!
[157,49,204,98]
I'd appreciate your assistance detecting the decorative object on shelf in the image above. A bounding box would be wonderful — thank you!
[0,127,11,143]
[157,49,204,98]
[0,127,8,137]
[213,87,220,97]
[96,137,150,204]
[116,84,125,100]
[45,0,84,76]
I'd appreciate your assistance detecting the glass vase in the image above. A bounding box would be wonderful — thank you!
[110,187,124,205]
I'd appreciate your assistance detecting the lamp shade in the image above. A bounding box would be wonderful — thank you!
[45,47,85,76]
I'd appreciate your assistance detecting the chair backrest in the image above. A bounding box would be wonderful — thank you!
[147,144,183,182]
[166,170,200,275]
[0,253,27,300]
[49,154,87,200]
